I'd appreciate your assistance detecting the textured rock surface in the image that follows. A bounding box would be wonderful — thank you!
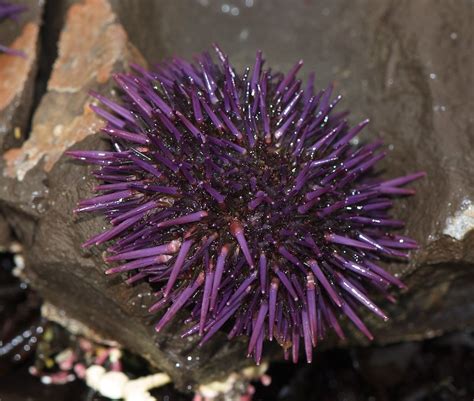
[0,0,43,151]
[0,0,250,389]
[0,0,472,390]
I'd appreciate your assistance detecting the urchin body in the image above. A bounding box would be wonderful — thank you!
[69,46,423,364]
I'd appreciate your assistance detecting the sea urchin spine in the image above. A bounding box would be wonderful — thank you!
[68,46,424,364]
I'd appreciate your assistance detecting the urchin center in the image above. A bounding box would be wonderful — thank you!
[197,143,299,246]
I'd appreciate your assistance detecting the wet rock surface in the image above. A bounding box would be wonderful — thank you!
[0,0,473,393]
[0,0,43,151]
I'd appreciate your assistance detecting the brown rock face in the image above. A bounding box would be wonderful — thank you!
[4,0,145,181]
[0,0,472,390]
[0,0,42,151]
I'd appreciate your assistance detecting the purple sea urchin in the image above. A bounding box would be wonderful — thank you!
[68,46,424,364]
[0,1,27,56]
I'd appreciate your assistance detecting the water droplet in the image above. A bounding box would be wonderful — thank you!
[239,29,249,41]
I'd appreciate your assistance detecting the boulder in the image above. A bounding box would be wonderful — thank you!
[0,0,472,390]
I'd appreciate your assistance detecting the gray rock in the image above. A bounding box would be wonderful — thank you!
[0,0,472,390]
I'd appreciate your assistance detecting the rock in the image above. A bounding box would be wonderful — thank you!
[0,0,473,391]
[3,0,145,182]
[260,331,474,401]
[0,213,11,249]
[0,0,249,390]
[357,0,474,343]
[0,0,43,151]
